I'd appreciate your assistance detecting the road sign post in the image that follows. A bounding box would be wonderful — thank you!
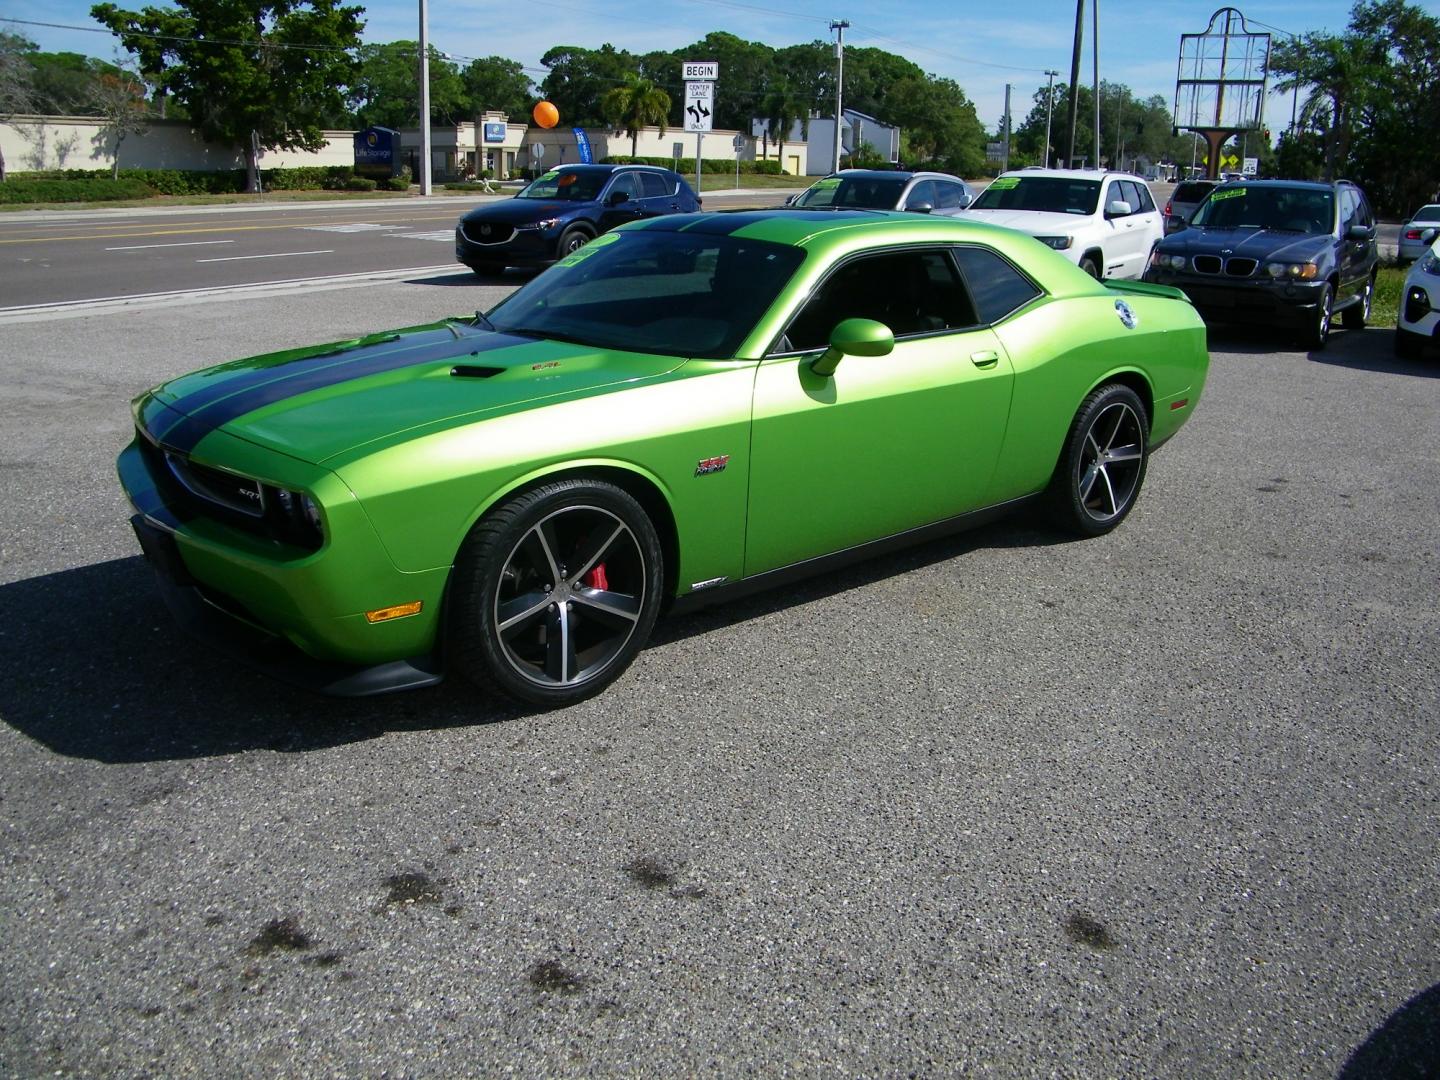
[733,133,744,189]
[681,63,718,201]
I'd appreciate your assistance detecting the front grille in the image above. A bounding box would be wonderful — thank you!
[1193,255,1222,274]
[1225,258,1258,277]
[462,222,516,245]
[166,452,265,517]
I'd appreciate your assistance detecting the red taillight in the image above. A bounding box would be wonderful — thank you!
[1164,200,1172,215]
[1405,229,1421,239]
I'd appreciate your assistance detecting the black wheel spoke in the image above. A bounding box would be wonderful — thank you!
[542,603,577,683]
[568,522,625,584]
[496,590,551,636]
[571,587,640,627]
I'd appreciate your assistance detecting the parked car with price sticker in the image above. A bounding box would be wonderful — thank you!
[960,169,1164,280]
[454,164,701,276]
[788,170,974,216]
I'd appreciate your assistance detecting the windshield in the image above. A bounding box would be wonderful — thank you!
[793,175,908,210]
[972,176,1102,215]
[485,230,807,359]
[1190,186,1335,232]
[517,170,608,202]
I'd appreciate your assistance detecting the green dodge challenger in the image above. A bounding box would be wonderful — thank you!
[118,210,1209,705]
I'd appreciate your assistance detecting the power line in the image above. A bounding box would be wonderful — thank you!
[0,16,357,53]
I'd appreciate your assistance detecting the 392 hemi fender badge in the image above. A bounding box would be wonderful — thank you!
[1115,299,1139,330]
[695,454,730,476]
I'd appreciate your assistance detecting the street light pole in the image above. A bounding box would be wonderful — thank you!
[1066,0,1084,168]
[418,0,432,195]
[1092,0,1101,167]
[830,19,849,174]
[1043,69,1058,168]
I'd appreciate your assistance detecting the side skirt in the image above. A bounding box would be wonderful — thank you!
[668,493,1041,617]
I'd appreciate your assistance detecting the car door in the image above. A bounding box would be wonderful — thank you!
[745,246,1016,576]
[902,180,938,213]
[638,170,682,217]
[1338,187,1375,301]
[1102,179,1148,278]
[597,171,645,232]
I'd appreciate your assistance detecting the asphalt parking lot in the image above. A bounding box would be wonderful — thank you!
[1,275,1437,1076]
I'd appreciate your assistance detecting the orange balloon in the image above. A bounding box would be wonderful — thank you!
[532,101,559,129]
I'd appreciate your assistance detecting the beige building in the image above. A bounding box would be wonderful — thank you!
[0,114,355,174]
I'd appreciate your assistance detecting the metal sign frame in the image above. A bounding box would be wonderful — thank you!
[1173,7,1270,179]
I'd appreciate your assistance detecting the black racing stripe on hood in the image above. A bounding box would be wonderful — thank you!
[155,331,532,453]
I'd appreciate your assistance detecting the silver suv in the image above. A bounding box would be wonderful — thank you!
[789,169,974,216]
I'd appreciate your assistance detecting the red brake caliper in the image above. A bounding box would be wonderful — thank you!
[583,563,608,591]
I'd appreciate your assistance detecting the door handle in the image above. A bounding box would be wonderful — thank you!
[970,350,999,368]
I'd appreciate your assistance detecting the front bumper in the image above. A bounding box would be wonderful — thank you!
[1142,269,1328,326]
[118,429,451,695]
[455,222,558,268]
[1398,276,1440,337]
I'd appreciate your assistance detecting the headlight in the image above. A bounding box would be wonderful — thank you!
[1265,261,1320,280]
[273,487,324,546]
[1036,235,1073,250]
[1149,250,1185,270]
[516,218,561,231]
[1421,250,1440,276]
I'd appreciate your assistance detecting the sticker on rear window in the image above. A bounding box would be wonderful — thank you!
[989,177,1020,190]
[556,232,620,267]
[537,171,558,182]
[815,178,840,190]
[1211,188,1247,201]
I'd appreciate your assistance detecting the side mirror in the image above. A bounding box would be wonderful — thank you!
[1106,199,1133,218]
[906,200,934,214]
[1345,223,1375,241]
[810,318,895,377]
[783,193,798,206]
[606,190,630,206]
[1422,226,1440,244]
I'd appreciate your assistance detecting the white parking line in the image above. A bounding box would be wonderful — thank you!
[105,240,237,251]
[196,249,335,263]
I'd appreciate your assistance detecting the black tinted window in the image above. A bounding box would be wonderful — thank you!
[640,172,672,198]
[1130,182,1156,213]
[904,180,937,210]
[607,172,641,199]
[952,247,1041,324]
[935,182,965,209]
[782,250,978,351]
[1173,182,1215,203]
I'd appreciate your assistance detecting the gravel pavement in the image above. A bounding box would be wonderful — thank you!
[0,275,1437,1077]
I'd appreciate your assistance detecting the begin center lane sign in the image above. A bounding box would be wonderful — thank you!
[684,81,714,132]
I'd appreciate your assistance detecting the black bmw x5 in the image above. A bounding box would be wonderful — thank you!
[1143,178,1378,349]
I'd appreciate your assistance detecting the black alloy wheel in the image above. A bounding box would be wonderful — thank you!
[1048,384,1150,537]
[450,480,663,706]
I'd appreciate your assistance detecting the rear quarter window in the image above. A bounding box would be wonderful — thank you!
[952,247,1042,325]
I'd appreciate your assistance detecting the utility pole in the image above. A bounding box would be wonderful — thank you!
[1066,0,1084,168]
[1001,83,1012,174]
[1043,69,1059,168]
[418,0,432,195]
[830,19,849,173]
[1092,0,1101,167]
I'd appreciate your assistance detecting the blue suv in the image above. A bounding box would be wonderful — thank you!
[455,164,701,276]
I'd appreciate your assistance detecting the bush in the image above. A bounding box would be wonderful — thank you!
[0,177,156,204]
[344,176,377,191]
[602,155,785,176]
[381,176,410,191]
[445,181,490,191]
[263,165,355,191]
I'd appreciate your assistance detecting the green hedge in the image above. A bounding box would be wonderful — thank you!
[18,165,364,194]
[0,177,156,204]
[602,155,784,175]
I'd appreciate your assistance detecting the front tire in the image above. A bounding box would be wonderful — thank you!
[556,227,592,259]
[1047,384,1150,537]
[1341,272,1374,330]
[1303,283,1334,350]
[1079,255,1102,279]
[448,480,664,707]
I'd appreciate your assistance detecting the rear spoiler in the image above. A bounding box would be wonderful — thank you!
[1103,278,1189,303]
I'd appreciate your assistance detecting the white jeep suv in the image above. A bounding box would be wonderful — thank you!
[961,168,1164,280]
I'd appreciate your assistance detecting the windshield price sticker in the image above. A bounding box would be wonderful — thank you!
[989,177,1020,190]
[815,178,841,190]
[1211,188,1247,201]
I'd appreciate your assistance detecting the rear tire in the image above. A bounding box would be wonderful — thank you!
[1341,273,1374,330]
[1079,255,1102,279]
[1046,384,1150,537]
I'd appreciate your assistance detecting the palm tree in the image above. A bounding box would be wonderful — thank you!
[601,75,670,158]
[761,80,805,173]
[1272,32,1380,181]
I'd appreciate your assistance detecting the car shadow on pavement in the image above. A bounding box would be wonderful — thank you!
[1,518,1066,764]
[0,556,525,765]
[1339,980,1440,1078]
[1306,326,1440,377]
[404,270,498,286]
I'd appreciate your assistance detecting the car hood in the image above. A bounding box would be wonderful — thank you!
[960,208,1091,234]
[1162,227,1333,261]
[137,320,683,464]
[460,199,591,225]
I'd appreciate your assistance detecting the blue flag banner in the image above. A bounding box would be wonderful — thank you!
[574,128,593,164]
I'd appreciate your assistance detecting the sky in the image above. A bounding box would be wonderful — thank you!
[6,0,1439,135]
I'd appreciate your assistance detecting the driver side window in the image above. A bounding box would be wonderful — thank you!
[607,172,641,200]
[779,250,979,353]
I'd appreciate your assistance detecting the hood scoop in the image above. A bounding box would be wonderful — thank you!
[450,364,506,379]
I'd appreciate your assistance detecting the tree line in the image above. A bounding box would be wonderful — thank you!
[2,0,1436,211]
